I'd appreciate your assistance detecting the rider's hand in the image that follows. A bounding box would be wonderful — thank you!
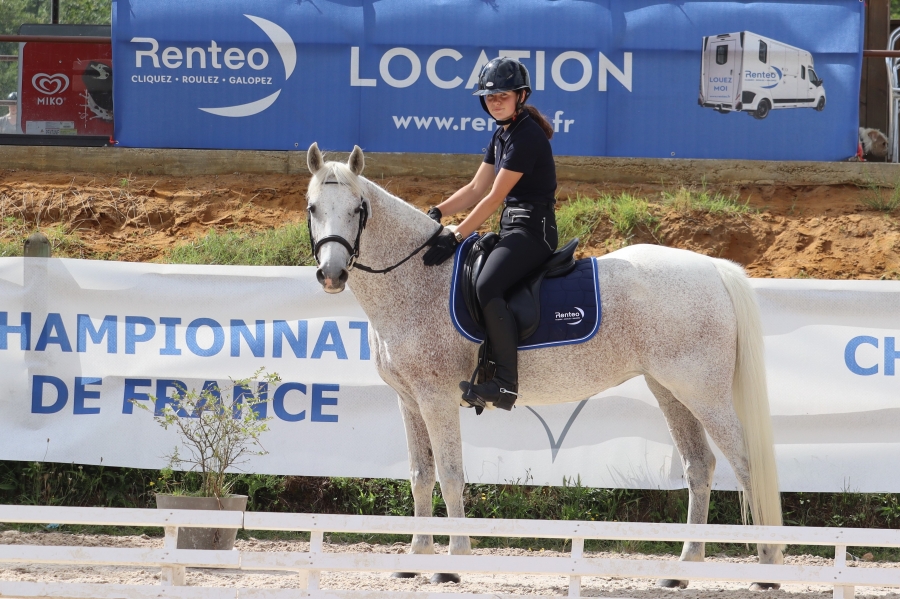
[427,206,443,224]
[422,228,459,266]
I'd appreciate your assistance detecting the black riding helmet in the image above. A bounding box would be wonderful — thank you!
[473,57,531,124]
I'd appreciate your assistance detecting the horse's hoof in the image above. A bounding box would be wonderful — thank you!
[391,572,418,578]
[430,572,461,584]
[657,579,688,589]
[749,582,781,591]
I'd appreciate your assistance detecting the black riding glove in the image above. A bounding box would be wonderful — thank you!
[427,206,443,224]
[422,228,459,266]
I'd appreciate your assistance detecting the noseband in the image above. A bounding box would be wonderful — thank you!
[308,180,443,275]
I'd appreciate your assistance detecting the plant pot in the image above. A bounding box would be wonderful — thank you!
[155,494,247,550]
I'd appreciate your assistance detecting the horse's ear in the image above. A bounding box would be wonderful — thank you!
[307,142,324,174]
[348,145,365,176]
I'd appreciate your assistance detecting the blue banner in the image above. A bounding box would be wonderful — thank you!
[112,0,864,161]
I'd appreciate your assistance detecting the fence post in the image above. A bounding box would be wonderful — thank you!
[160,526,186,586]
[303,530,324,591]
[568,537,584,597]
[23,232,50,258]
[832,545,854,599]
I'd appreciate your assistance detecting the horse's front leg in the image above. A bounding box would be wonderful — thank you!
[391,392,436,579]
[417,392,471,584]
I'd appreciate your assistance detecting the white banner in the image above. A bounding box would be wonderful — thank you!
[1,258,898,492]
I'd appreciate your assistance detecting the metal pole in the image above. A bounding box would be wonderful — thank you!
[51,0,60,24]
[23,233,51,258]
[0,35,109,43]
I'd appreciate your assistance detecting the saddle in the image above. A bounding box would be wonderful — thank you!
[461,233,579,341]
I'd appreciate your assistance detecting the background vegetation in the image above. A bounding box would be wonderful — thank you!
[1,461,900,557]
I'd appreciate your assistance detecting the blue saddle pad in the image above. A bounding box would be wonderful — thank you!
[449,235,602,350]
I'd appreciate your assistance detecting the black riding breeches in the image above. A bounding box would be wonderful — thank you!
[475,230,554,308]
[498,202,558,251]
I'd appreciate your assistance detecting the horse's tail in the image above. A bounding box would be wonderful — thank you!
[712,258,783,529]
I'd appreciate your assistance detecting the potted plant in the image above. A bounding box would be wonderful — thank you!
[135,368,279,550]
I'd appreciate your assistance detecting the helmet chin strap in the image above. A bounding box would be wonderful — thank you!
[494,111,518,126]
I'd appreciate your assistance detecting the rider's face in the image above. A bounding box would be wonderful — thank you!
[485,91,518,122]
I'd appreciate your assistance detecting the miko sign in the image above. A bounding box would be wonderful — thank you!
[19,41,113,137]
[112,0,863,160]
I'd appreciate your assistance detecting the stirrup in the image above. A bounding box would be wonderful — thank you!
[459,380,486,415]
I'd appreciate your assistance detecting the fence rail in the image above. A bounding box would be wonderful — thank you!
[0,505,898,599]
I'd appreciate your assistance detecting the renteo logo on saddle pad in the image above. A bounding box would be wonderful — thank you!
[112,0,862,160]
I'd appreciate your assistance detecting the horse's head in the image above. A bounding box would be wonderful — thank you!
[306,142,369,294]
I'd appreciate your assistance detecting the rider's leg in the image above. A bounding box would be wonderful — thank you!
[475,296,520,408]
[462,232,551,409]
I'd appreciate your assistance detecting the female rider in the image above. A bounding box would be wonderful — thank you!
[422,57,558,411]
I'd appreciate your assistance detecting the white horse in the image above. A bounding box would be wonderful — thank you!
[306,143,783,589]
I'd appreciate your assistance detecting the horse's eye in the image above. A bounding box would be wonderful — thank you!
[308,205,316,214]
[353,207,361,214]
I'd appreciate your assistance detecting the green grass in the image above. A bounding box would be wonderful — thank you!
[608,193,657,236]
[165,222,315,266]
[555,186,755,248]
[0,217,93,258]
[662,184,754,215]
[555,193,658,246]
[555,195,609,243]
[860,180,900,213]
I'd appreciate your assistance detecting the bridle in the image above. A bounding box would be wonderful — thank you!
[308,180,443,275]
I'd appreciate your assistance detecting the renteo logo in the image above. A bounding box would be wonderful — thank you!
[745,66,782,89]
[130,14,296,117]
[844,336,900,376]
[555,308,585,325]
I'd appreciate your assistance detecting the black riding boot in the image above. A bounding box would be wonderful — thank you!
[460,297,519,411]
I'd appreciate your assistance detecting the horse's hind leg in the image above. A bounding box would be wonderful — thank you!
[391,393,436,579]
[646,376,716,590]
[689,393,784,590]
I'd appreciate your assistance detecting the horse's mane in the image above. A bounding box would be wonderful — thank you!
[307,161,365,200]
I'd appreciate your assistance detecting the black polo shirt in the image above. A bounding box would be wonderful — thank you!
[483,111,557,206]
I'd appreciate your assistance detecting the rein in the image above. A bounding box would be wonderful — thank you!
[308,180,443,275]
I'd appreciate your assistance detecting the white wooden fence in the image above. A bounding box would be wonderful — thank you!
[0,505,899,599]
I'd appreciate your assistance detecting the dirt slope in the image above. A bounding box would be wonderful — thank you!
[2,168,899,279]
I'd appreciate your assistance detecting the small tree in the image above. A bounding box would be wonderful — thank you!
[134,368,280,498]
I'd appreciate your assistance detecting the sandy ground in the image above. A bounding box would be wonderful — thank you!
[0,530,898,598]
[3,169,900,279]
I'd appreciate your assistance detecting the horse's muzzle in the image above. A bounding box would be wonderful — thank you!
[316,266,349,293]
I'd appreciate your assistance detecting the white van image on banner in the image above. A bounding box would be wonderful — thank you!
[699,31,826,120]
